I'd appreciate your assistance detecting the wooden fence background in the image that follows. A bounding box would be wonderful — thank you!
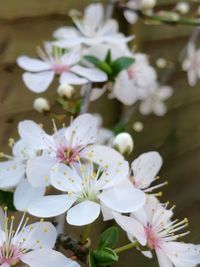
[0,0,200,266]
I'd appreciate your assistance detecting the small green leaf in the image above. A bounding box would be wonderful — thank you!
[111,57,135,76]
[94,247,119,265]
[105,49,112,65]
[88,251,97,267]
[99,227,119,249]
[84,55,100,66]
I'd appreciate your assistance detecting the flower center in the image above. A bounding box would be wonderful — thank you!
[52,64,70,74]
[145,226,161,250]
[57,147,80,165]
[0,244,22,266]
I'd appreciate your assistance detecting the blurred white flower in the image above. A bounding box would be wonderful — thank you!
[112,53,157,105]
[0,209,79,267]
[57,83,75,98]
[132,121,144,132]
[139,84,173,116]
[53,3,133,48]
[28,161,145,226]
[113,132,134,155]
[176,2,190,14]
[182,42,200,86]
[17,46,107,93]
[156,57,167,69]
[114,195,200,267]
[33,97,50,113]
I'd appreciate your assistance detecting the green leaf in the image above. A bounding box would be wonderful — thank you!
[84,55,100,66]
[94,247,119,265]
[111,57,135,76]
[105,49,112,65]
[88,251,97,267]
[98,227,119,249]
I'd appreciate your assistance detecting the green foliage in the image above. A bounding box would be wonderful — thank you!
[88,226,119,267]
[84,50,135,81]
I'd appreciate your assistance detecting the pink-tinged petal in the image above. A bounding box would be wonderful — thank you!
[156,249,173,267]
[131,151,163,189]
[99,179,145,213]
[60,72,88,85]
[17,56,50,72]
[28,195,76,218]
[113,212,146,246]
[18,120,53,149]
[21,249,80,267]
[69,113,98,146]
[22,71,54,93]
[26,156,57,187]
[50,163,81,192]
[0,160,25,189]
[71,65,107,82]
[60,49,81,66]
[14,179,45,211]
[67,201,101,226]
[13,222,57,250]
[1,263,10,267]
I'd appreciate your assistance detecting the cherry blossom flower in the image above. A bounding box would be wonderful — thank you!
[182,42,200,86]
[0,139,45,211]
[112,54,157,105]
[139,84,173,116]
[114,196,200,267]
[53,3,132,48]
[0,208,80,267]
[27,161,145,226]
[129,151,167,193]
[17,46,107,93]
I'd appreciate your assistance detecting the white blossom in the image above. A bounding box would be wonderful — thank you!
[53,3,132,48]
[28,161,145,226]
[113,132,134,155]
[139,84,173,116]
[17,46,107,93]
[114,196,200,267]
[182,42,200,86]
[33,97,50,113]
[0,208,80,267]
[57,83,75,98]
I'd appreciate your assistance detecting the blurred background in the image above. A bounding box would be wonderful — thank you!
[0,0,200,266]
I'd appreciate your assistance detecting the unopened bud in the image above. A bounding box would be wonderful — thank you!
[132,121,144,132]
[33,97,50,113]
[57,84,75,98]
[156,58,167,69]
[113,132,134,155]
[176,2,190,14]
[141,0,156,10]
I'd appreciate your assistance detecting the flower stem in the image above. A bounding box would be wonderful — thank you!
[114,242,138,254]
[83,224,92,242]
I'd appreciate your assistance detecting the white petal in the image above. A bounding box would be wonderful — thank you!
[67,200,101,226]
[139,100,152,115]
[84,145,125,168]
[68,113,98,147]
[131,151,163,189]
[157,86,173,100]
[156,249,173,267]
[124,11,138,24]
[53,26,79,40]
[28,195,76,218]
[21,249,80,267]
[71,65,107,82]
[153,101,167,116]
[18,120,53,149]
[26,156,57,187]
[0,160,25,189]
[17,56,50,72]
[60,72,88,85]
[14,180,45,211]
[99,179,146,213]
[13,222,57,250]
[89,87,106,101]
[141,251,153,258]
[101,202,114,221]
[23,71,54,93]
[50,163,81,192]
[113,212,146,246]
[84,3,103,30]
